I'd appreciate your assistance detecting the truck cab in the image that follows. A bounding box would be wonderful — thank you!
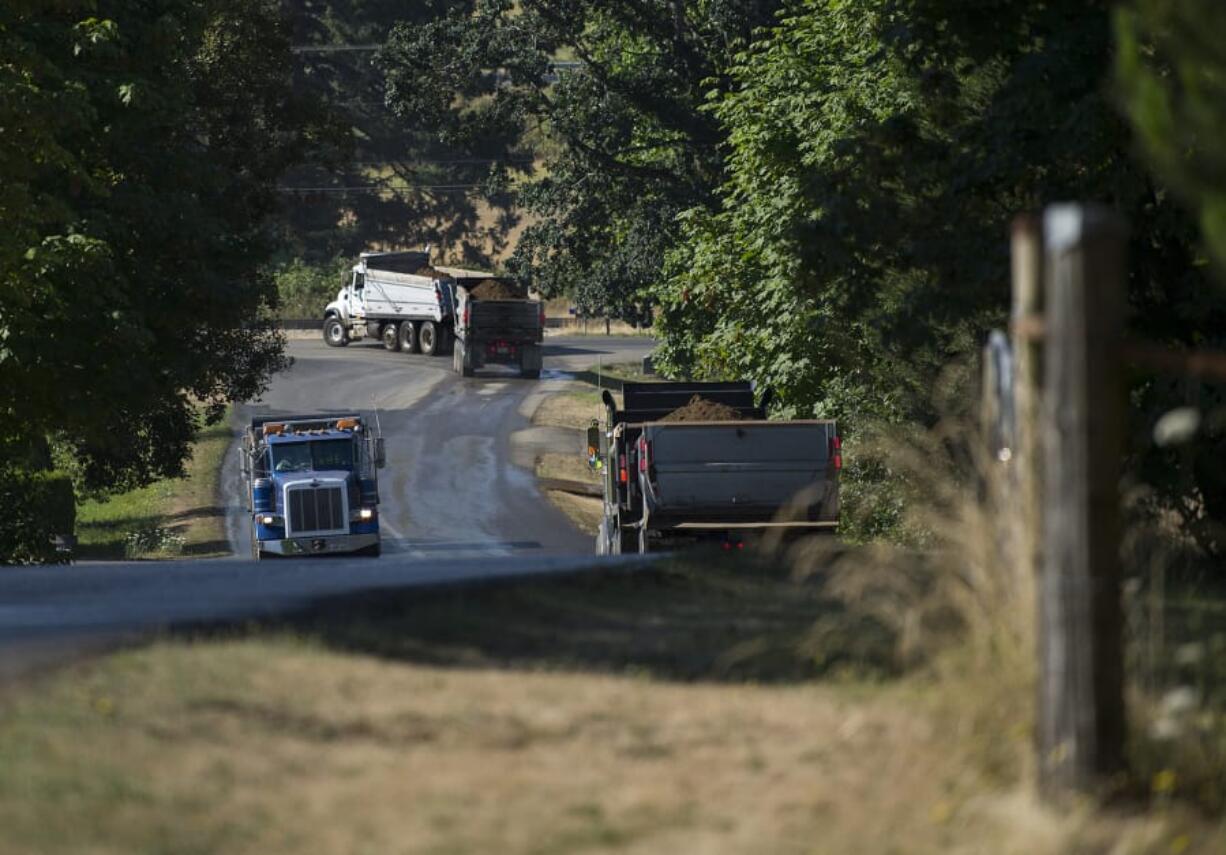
[241,414,386,559]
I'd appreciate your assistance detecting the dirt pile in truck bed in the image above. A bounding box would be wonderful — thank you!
[466,279,527,300]
[412,266,446,279]
[659,395,743,422]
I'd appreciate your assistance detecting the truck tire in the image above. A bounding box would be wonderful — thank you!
[419,321,439,356]
[323,317,349,347]
[438,326,455,355]
[356,542,381,557]
[382,323,401,351]
[399,320,418,353]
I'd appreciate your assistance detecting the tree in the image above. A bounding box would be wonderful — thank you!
[0,0,329,561]
[1116,0,1226,553]
[379,0,787,313]
[654,0,1226,544]
[1117,0,1226,271]
[278,0,521,268]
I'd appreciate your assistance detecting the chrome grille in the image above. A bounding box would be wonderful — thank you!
[286,485,346,534]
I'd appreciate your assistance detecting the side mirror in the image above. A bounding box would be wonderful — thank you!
[374,437,386,469]
[586,422,603,471]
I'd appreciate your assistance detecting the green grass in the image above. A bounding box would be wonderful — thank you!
[75,415,234,560]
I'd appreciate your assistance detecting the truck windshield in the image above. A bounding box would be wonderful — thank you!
[272,440,354,473]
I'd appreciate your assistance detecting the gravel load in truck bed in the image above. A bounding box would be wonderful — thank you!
[658,395,744,422]
[466,279,527,300]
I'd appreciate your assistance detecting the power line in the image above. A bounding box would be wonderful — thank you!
[291,45,583,72]
[277,184,487,194]
[331,158,536,166]
[292,44,382,54]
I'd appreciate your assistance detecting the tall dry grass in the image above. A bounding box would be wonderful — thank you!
[763,410,1040,783]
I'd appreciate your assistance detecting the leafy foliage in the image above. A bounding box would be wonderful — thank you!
[380,0,786,317]
[647,0,1226,544]
[1117,0,1226,271]
[279,0,521,266]
[1116,0,1226,553]
[274,257,350,318]
[0,0,328,560]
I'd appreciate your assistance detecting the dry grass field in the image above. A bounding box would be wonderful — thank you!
[2,560,1221,854]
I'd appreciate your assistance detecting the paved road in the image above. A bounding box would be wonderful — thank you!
[0,335,654,673]
[225,335,653,559]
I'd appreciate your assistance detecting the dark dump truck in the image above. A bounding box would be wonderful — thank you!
[590,381,841,554]
[447,270,545,379]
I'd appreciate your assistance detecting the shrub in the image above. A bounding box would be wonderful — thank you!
[0,468,76,564]
[274,257,349,318]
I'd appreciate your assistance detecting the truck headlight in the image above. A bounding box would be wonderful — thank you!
[258,514,280,526]
[359,507,374,521]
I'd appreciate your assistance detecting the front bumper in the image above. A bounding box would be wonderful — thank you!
[260,532,379,556]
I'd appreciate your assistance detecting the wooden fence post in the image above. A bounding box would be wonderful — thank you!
[1011,215,1044,742]
[1038,204,1128,799]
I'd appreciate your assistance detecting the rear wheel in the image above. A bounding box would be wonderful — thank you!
[399,320,418,353]
[323,317,348,347]
[419,321,439,356]
[381,323,401,351]
[355,542,381,557]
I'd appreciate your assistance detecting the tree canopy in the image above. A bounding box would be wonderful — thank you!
[379,0,786,317]
[278,0,523,268]
[0,0,329,560]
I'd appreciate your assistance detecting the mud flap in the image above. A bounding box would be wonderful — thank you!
[520,343,542,378]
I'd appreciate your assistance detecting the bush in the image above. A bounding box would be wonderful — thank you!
[274,257,349,319]
[0,468,76,564]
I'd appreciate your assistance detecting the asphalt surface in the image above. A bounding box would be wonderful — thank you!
[0,334,655,675]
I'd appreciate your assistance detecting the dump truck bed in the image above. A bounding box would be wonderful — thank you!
[637,419,839,526]
[466,299,542,339]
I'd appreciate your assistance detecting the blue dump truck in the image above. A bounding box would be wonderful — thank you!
[239,413,386,560]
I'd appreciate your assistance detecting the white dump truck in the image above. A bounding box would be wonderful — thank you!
[322,251,544,378]
[322,250,457,356]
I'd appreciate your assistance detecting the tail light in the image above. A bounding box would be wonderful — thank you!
[637,436,652,473]
[830,435,843,470]
[619,453,628,484]
[462,302,470,327]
